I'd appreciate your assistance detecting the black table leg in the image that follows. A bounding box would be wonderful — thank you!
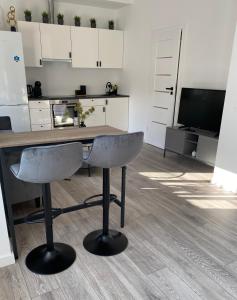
[0,149,18,259]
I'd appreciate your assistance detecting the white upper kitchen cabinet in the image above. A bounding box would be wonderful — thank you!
[99,29,124,68]
[71,27,99,68]
[17,21,42,67]
[106,98,129,131]
[40,23,71,61]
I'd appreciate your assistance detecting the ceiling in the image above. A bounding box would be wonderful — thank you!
[54,0,133,9]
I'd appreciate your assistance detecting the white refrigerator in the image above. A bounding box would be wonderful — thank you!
[0,31,31,132]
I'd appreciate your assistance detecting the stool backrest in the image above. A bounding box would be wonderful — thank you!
[16,142,83,183]
[86,132,144,168]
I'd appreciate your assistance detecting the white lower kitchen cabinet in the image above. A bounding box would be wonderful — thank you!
[29,100,52,131]
[83,105,106,127]
[106,98,129,131]
[31,124,52,131]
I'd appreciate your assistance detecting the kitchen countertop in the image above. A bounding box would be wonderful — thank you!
[28,94,129,101]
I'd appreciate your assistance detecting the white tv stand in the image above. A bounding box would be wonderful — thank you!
[164,126,219,166]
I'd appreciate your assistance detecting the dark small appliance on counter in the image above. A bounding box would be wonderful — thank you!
[75,85,87,96]
[34,81,42,98]
[105,82,118,95]
[27,84,34,98]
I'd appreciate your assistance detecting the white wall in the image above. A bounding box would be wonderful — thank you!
[0,0,121,96]
[212,25,237,192]
[118,0,237,139]
[0,185,15,267]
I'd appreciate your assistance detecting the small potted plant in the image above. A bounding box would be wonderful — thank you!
[42,11,49,23]
[24,10,32,22]
[90,18,96,28]
[57,13,64,25]
[74,16,80,27]
[74,102,95,127]
[108,20,114,30]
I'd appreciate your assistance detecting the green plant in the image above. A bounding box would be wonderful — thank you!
[57,13,64,19]
[74,102,95,122]
[42,11,48,17]
[24,9,31,16]
[109,20,114,25]
[90,18,96,22]
[74,16,80,21]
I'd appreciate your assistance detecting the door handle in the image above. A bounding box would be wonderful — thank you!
[166,87,174,95]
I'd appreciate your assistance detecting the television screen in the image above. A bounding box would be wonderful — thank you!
[178,88,225,132]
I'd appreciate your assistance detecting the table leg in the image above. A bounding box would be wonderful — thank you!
[0,149,18,259]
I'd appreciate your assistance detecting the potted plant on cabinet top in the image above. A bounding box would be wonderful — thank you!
[74,16,80,27]
[90,18,96,28]
[108,20,114,30]
[74,102,95,127]
[57,13,64,25]
[24,10,32,22]
[42,11,49,23]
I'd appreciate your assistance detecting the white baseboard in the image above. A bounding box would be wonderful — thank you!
[212,167,237,193]
[0,253,15,268]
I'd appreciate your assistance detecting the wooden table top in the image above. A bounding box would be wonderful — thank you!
[0,126,124,149]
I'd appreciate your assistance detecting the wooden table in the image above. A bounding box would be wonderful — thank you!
[0,126,124,259]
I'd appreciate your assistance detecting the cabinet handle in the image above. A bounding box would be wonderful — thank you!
[100,61,102,67]
[96,61,99,67]
[103,107,105,112]
[40,59,42,66]
[105,99,108,105]
[69,52,72,58]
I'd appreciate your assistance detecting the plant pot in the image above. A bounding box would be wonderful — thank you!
[79,121,86,128]
[25,15,32,22]
[42,16,49,23]
[109,22,114,30]
[58,18,64,25]
[75,20,80,27]
[90,21,96,28]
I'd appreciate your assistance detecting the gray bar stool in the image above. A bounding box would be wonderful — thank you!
[83,132,144,256]
[10,142,83,275]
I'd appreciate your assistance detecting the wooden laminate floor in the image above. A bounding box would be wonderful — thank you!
[1,144,237,300]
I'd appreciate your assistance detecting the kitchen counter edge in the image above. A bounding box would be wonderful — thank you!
[28,95,130,101]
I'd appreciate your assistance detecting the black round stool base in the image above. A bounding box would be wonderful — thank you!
[25,243,76,275]
[83,229,128,256]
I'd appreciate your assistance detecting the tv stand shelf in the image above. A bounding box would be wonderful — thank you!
[164,126,218,166]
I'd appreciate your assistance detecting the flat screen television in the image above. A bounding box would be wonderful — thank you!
[178,88,226,132]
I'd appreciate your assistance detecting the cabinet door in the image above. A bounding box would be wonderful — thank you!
[71,27,99,68]
[17,21,42,67]
[40,24,71,60]
[99,29,123,68]
[82,106,106,127]
[106,98,129,131]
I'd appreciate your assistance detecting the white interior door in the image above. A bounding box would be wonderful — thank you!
[17,21,42,67]
[71,27,99,68]
[98,29,123,68]
[147,28,182,149]
[40,24,71,60]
